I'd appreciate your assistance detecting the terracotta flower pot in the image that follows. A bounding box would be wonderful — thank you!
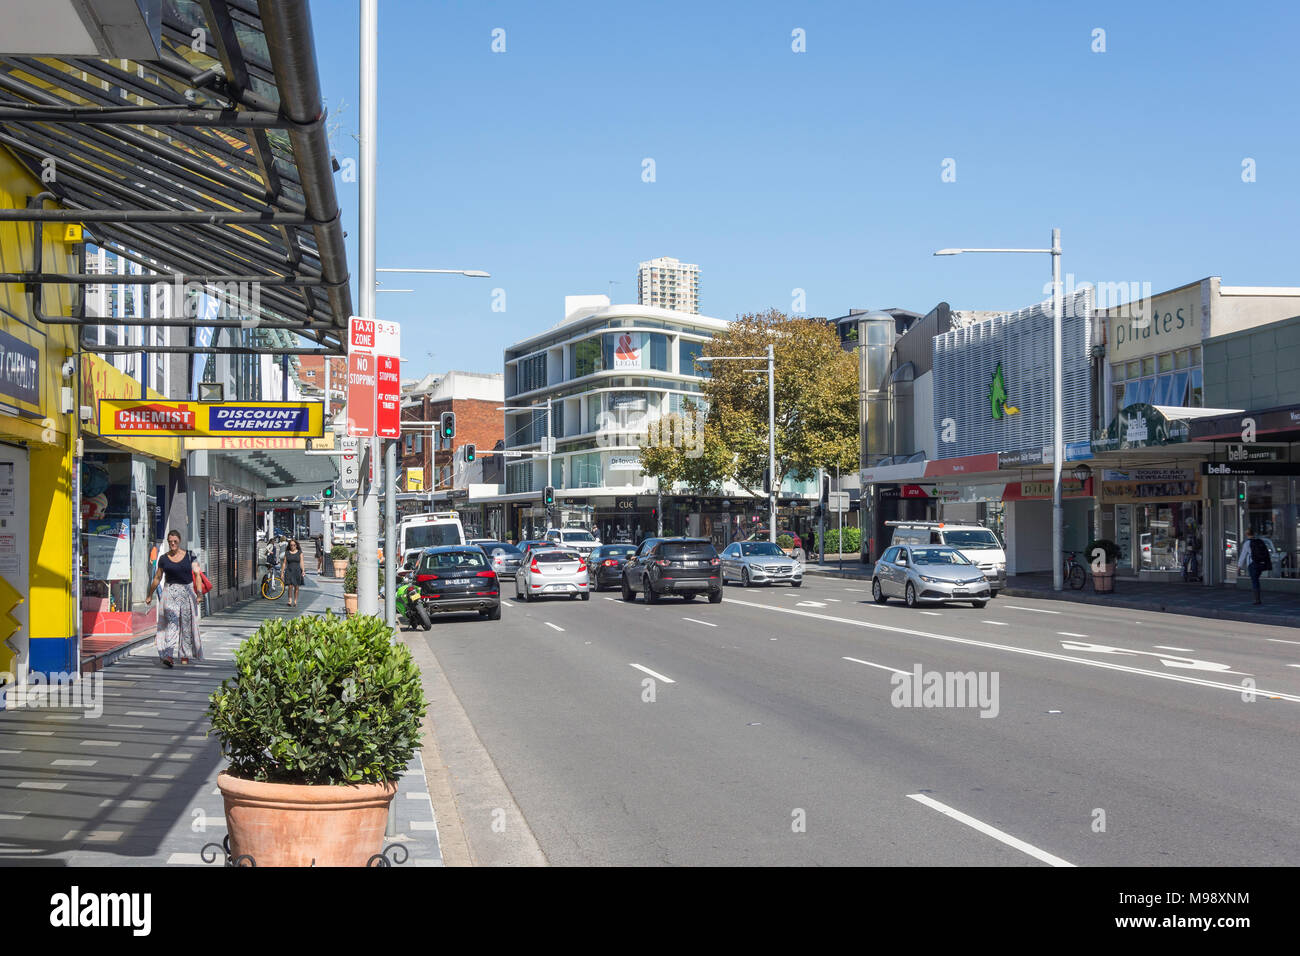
[1093,564,1116,594]
[218,772,397,867]
[332,559,348,576]
[343,592,358,614]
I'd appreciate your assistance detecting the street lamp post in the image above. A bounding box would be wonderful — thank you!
[698,345,777,544]
[934,229,1064,590]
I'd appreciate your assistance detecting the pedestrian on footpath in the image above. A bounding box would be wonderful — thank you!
[283,539,306,608]
[1237,528,1272,604]
[145,529,203,667]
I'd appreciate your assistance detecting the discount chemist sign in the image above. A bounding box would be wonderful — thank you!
[99,400,324,438]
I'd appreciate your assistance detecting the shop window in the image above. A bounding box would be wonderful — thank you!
[1158,352,1174,373]
[1174,349,1189,370]
[1125,360,1140,379]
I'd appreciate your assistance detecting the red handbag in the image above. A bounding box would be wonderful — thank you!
[198,570,214,594]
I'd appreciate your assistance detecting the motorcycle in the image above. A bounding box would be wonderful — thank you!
[395,579,432,630]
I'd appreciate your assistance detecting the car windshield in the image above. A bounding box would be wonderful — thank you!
[421,550,487,569]
[478,542,520,555]
[406,524,461,549]
[561,530,596,542]
[534,550,581,563]
[661,543,715,560]
[911,548,972,566]
[943,529,1001,549]
[741,542,784,557]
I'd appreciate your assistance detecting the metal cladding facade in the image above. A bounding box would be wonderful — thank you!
[932,288,1093,459]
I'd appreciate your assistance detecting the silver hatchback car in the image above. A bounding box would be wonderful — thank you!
[872,545,991,608]
[719,540,803,587]
[515,548,590,602]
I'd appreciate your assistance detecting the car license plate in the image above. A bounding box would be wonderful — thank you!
[545,584,575,593]
[952,588,967,595]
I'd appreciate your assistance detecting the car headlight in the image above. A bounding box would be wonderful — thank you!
[919,574,943,584]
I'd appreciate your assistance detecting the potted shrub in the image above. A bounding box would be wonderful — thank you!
[207,612,426,866]
[777,533,795,555]
[342,555,358,615]
[330,544,351,577]
[1086,539,1120,593]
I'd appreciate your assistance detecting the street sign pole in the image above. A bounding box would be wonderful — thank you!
[356,0,379,618]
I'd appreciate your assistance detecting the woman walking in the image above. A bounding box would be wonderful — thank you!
[283,538,306,608]
[145,530,203,667]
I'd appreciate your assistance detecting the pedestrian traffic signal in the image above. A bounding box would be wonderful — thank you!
[821,474,830,504]
[440,411,455,439]
[464,443,476,463]
[543,485,555,506]
[323,485,334,499]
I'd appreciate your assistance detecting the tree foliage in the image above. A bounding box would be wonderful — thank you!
[639,309,858,496]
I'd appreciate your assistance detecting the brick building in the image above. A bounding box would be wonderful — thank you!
[297,354,346,408]
[399,371,505,494]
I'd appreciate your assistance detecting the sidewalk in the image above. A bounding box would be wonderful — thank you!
[0,571,443,866]
[803,561,1300,629]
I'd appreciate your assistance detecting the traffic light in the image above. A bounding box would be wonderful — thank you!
[323,485,334,499]
[440,411,455,440]
[464,443,476,463]
[763,468,771,494]
[543,485,555,506]
[821,474,830,504]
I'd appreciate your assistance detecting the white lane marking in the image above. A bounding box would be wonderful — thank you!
[843,656,909,676]
[1005,605,1060,614]
[796,601,828,608]
[629,663,675,684]
[18,782,65,790]
[982,620,1008,626]
[844,588,865,592]
[1057,631,1088,638]
[919,611,942,616]
[1267,639,1300,646]
[603,597,618,602]
[825,598,842,603]
[1154,645,1195,652]
[682,617,717,627]
[907,793,1074,868]
[721,597,1300,702]
[1288,664,1300,669]
[1059,640,1246,674]
[52,759,97,767]
[544,622,564,632]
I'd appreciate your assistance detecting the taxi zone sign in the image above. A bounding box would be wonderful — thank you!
[99,400,324,438]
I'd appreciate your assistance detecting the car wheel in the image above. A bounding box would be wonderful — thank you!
[741,567,751,588]
[990,590,999,599]
[621,575,635,602]
[872,578,888,604]
[971,600,987,609]
[905,582,918,608]
[791,580,802,589]
[645,581,659,604]
[708,588,723,604]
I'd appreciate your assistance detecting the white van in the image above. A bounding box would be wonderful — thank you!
[886,521,1007,596]
[332,521,357,545]
[399,512,465,560]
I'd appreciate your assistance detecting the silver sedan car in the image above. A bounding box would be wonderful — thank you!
[514,548,590,602]
[719,540,804,588]
[872,545,991,608]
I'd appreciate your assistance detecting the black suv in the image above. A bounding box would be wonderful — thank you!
[621,537,722,604]
[414,546,501,621]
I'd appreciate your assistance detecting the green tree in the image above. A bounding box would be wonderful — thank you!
[639,309,858,496]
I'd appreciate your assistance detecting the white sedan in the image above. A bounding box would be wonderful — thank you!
[515,549,590,601]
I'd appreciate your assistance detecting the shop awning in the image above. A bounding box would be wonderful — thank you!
[0,0,350,355]
[1189,403,1300,442]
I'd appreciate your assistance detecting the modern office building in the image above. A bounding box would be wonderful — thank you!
[637,256,700,314]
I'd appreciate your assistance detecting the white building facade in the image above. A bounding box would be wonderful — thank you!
[637,256,700,314]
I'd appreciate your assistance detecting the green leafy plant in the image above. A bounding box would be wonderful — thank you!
[207,612,426,785]
[330,544,352,560]
[777,533,794,550]
[822,527,862,554]
[1086,539,1121,567]
[342,555,358,593]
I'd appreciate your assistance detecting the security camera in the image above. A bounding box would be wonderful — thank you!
[79,405,93,422]
[61,358,76,380]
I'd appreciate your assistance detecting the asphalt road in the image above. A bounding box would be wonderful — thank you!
[420,574,1300,866]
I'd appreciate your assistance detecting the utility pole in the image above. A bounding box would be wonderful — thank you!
[767,343,776,545]
[817,466,826,565]
[356,0,380,617]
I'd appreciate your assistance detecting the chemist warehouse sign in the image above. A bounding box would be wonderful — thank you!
[98,400,324,438]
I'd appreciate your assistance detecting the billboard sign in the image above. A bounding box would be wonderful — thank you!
[99,400,323,438]
[613,332,643,370]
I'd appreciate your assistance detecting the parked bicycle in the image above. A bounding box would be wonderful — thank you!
[261,561,285,600]
[1063,551,1086,590]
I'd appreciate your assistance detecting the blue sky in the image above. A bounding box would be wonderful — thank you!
[313,0,1299,378]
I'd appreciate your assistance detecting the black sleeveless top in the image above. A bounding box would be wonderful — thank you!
[159,550,193,585]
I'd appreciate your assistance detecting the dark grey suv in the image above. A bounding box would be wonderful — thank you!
[621,537,722,604]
